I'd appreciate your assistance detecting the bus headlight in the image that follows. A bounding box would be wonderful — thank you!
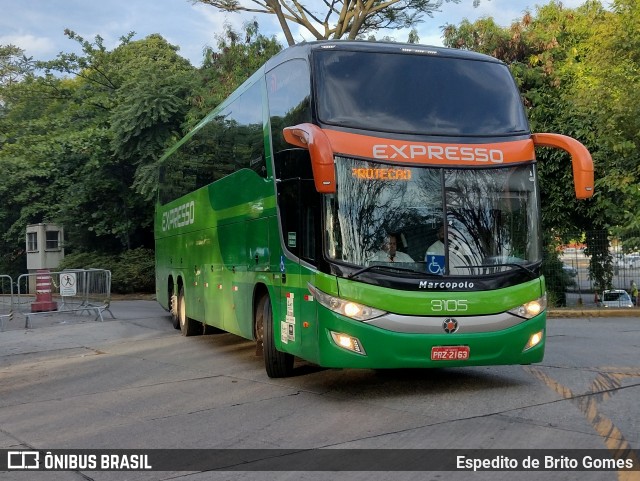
[508,293,547,319]
[308,284,386,321]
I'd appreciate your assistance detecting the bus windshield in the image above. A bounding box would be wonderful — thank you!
[324,158,541,276]
[314,49,529,136]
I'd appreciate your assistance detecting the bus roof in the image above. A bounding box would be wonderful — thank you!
[264,40,504,71]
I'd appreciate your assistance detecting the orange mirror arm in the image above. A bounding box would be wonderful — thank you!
[283,123,336,193]
[532,133,594,199]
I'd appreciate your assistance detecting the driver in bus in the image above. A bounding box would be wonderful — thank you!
[370,233,413,263]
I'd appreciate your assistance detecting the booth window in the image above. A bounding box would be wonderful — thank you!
[46,231,60,250]
[27,232,38,252]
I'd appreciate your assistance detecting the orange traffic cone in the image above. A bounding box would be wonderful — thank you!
[31,269,58,312]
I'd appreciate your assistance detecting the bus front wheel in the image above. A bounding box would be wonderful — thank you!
[178,286,201,337]
[259,295,294,378]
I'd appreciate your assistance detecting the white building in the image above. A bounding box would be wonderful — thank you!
[26,223,64,292]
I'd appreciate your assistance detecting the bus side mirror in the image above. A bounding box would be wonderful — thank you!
[283,123,336,193]
[532,133,594,199]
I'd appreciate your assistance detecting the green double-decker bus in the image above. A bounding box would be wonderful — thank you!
[155,41,593,377]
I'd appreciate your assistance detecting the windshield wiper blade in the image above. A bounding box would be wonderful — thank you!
[348,264,428,279]
[457,263,537,279]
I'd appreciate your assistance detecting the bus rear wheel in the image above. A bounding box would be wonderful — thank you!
[178,286,201,337]
[259,295,293,378]
[170,290,180,329]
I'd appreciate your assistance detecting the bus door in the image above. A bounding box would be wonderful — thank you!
[276,172,320,357]
[275,157,306,354]
[279,255,301,352]
[276,204,300,352]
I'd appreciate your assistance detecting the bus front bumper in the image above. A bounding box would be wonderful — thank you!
[315,310,546,369]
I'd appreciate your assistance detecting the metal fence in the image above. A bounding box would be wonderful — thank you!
[0,269,114,330]
[545,230,640,308]
[0,274,15,331]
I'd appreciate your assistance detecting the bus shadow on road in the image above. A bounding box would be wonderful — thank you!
[282,363,528,395]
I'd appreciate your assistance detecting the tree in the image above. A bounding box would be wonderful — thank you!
[443,2,599,234]
[192,0,480,46]
[571,0,640,245]
[0,45,32,87]
[190,21,282,123]
[0,23,281,284]
[0,31,196,259]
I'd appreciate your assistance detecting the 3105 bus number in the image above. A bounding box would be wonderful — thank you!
[431,346,470,361]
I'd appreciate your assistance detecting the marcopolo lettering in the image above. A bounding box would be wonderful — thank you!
[419,281,475,290]
[162,201,195,232]
[373,144,504,163]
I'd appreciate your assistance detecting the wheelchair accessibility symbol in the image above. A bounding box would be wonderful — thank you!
[426,254,445,275]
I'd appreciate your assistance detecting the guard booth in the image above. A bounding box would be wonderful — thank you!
[25,223,64,293]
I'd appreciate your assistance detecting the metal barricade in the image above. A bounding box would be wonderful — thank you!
[16,269,114,328]
[0,275,14,331]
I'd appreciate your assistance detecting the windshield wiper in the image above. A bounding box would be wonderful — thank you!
[348,264,432,280]
[455,263,538,279]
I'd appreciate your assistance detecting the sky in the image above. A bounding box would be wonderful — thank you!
[1,0,588,68]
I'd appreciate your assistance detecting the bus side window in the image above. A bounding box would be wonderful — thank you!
[278,176,320,263]
[267,58,311,168]
[274,148,319,262]
[220,81,266,177]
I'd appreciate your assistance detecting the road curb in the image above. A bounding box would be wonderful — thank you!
[549,308,640,318]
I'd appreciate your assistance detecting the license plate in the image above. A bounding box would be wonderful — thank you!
[431,346,470,361]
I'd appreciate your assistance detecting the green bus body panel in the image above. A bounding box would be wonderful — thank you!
[155,168,279,340]
[336,277,543,316]
[268,266,545,368]
[315,310,546,368]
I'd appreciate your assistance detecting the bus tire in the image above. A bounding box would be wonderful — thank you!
[261,295,294,378]
[178,286,201,337]
[170,292,180,329]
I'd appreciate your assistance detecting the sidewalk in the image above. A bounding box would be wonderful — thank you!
[549,307,640,318]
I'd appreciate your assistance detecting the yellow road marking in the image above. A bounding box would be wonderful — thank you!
[525,366,640,481]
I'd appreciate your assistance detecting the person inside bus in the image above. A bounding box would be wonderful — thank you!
[370,233,414,263]
[426,225,445,256]
[425,225,470,275]
[425,225,445,274]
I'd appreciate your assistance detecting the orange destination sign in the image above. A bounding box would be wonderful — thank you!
[352,167,412,180]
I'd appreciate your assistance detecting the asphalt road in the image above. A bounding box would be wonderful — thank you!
[1,301,639,481]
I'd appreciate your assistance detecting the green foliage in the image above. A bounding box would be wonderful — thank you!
[0,31,196,260]
[112,248,156,294]
[0,22,282,277]
[541,236,572,307]
[57,248,155,294]
[0,44,33,87]
[189,21,282,126]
